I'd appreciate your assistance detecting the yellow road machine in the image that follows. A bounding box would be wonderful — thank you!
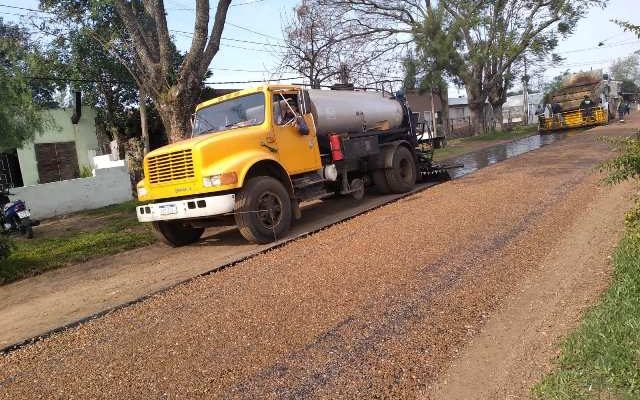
[538,70,621,133]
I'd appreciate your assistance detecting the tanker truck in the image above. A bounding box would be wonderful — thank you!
[538,70,621,133]
[136,84,451,245]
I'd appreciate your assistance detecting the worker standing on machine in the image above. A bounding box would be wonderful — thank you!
[580,95,595,120]
[551,101,563,128]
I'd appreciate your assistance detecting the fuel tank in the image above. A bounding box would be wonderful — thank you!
[306,89,404,135]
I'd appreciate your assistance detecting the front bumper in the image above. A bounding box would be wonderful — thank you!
[137,194,236,222]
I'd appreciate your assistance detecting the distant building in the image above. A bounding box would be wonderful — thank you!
[405,89,443,127]
[448,97,470,120]
[1,105,99,187]
[503,93,544,125]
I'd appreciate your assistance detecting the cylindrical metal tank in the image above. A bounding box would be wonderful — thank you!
[306,89,404,135]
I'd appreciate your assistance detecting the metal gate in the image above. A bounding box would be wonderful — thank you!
[34,142,80,184]
[0,153,15,188]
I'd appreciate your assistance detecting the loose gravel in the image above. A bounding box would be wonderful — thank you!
[0,128,627,399]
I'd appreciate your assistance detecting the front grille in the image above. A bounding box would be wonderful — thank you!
[147,150,195,184]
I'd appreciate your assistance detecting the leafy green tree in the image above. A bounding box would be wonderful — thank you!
[40,0,231,143]
[613,20,640,38]
[609,55,640,84]
[323,0,606,133]
[620,79,639,102]
[0,18,53,151]
[402,52,418,91]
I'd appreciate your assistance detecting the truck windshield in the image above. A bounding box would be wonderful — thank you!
[192,92,265,136]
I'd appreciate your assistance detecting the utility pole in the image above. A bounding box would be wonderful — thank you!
[430,87,437,137]
[522,55,529,126]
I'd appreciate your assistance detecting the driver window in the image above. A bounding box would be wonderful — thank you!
[273,94,299,126]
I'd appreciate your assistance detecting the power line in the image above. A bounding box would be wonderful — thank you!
[0,3,285,43]
[169,29,286,48]
[167,0,266,9]
[0,9,285,53]
[226,22,283,42]
[2,2,636,55]
[23,74,306,85]
[557,39,640,54]
[0,4,53,14]
[230,0,267,6]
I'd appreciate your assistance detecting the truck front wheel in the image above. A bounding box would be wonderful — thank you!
[152,221,205,247]
[385,146,417,193]
[234,176,292,244]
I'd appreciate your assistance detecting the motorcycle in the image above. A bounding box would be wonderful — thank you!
[0,187,38,239]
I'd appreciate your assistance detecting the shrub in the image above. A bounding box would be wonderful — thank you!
[0,236,13,260]
[600,132,640,184]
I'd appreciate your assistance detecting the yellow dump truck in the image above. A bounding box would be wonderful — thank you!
[538,70,619,133]
[136,85,450,245]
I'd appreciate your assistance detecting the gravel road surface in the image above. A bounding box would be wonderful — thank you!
[0,185,436,348]
[0,120,634,399]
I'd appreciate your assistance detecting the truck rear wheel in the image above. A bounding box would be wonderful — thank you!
[234,176,292,244]
[385,146,417,193]
[152,221,205,247]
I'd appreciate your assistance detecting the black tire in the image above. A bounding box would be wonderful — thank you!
[384,146,417,193]
[19,217,34,239]
[372,169,391,194]
[152,220,204,247]
[234,176,292,244]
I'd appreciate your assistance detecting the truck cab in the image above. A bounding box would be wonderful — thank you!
[137,84,431,245]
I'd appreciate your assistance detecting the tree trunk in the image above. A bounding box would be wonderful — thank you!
[493,103,504,131]
[154,82,200,143]
[436,85,449,137]
[467,102,485,135]
[465,81,486,136]
[488,84,507,132]
[139,87,150,154]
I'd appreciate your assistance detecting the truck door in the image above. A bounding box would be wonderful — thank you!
[271,91,321,175]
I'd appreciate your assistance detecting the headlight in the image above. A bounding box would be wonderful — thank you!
[138,187,148,197]
[203,172,237,187]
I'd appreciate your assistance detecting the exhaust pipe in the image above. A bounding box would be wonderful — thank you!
[71,90,82,124]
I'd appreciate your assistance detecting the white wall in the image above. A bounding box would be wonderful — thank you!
[9,166,132,220]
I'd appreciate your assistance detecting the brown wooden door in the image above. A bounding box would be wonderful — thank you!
[35,142,80,183]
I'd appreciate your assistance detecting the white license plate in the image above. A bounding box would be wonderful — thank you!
[159,204,178,216]
[17,210,30,218]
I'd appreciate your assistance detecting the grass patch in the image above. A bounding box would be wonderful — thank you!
[533,202,640,399]
[433,145,471,161]
[464,124,538,142]
[82,200,141,216]
[433,125,538,161]
[0,201,156,285]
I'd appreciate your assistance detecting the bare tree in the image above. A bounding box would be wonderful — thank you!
[113,0,231,142]
[280,0,405,89]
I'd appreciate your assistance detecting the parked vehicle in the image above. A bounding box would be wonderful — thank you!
[136,84,454,246]
[0,187,38,239]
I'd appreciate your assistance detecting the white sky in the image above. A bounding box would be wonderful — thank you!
[1,0,638,98]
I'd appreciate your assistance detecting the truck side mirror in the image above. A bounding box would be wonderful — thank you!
[296,116,309,135]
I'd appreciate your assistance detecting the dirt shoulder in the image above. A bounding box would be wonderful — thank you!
[427,117,640,400]
[426,179,634,400]
[0,201,156,285]
[0,118,634,399]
